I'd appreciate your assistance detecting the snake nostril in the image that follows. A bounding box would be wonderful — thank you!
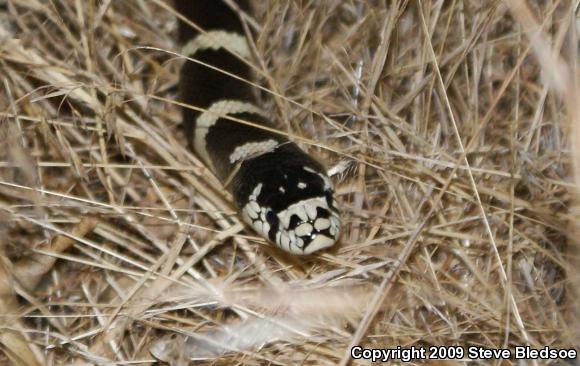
[266,210,278,225]
[316,206,330,219]
[289,214,301,229]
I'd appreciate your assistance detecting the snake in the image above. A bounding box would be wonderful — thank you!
[175,0,340,255]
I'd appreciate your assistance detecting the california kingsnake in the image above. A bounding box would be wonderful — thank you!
[175,1,340,254]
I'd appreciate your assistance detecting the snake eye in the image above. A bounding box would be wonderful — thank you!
[266,210,278,225]
[324,190,333,205]
[324,190,338,211]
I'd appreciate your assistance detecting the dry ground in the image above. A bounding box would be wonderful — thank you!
[0,0,579,365]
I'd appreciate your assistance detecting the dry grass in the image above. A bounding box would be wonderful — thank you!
[0,0,579,365]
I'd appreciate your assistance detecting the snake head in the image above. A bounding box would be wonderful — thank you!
[233,144,340,255]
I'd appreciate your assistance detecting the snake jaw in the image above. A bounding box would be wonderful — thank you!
[276,196,340,254]
[302,235,336,255]
[243,194,340,255]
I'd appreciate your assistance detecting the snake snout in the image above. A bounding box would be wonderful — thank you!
[275,197,340,255]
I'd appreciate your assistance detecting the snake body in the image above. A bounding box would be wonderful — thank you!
[176,1,340,254]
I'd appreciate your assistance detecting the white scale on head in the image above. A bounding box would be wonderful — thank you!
[303,165,339,212]
[242,183,271,239]
[303,166,332,190]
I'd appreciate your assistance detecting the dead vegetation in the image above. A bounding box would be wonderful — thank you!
[0,0,578,365]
